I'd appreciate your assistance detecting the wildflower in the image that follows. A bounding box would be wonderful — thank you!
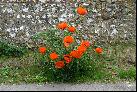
[55,61,65,69]
[63,36,74,47]
[63,36,74,43]
[64,54,72,64]
[70,50,83,58]
[64,42,71,47]
[68,26,76,32]
[50,52,58,60]
[57,22,68,30]
[95,47,103,54]
[39,47,46,54]
[77,45,87,53]
[76,7,87,15]
[81,41,90,48]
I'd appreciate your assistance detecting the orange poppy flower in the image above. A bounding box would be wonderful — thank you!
[68,26,76,32]
[77,45,87,53]
[64,42,70,47]
[55,61,65,69]
[50,52,58,60]
[57,22,68,30]
[39,47,46,54]
[95,47,103,54]
[64,54,72,64]
[81,41,90,48]
[70,50,83,58]
[76,7,87,15]
[63,36,74,43]
[63,36,74,47]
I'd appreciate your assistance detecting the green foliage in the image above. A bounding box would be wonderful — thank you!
[41,54,95,82]
[117,67,136,80]
[0,40,27,57]
[0,66,10,77]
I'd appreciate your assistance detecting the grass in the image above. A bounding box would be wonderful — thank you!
[0,42,136,84]
[116,66,136,80]
[0,62,135,84]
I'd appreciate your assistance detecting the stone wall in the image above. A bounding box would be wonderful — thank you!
[0,0,136,47]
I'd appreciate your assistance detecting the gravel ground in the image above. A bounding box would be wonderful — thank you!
[0,82,136,91]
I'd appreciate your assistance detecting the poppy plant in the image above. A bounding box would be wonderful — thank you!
[67,26,76,32]
[55,61,65,69]
[77,45,87,53]
[70,50,83,58]
[63,36,74,47]
[63,36,74,43]
[39,47,46,54]
[81,41,90,48]
[76,7,88,15]
[36,2,107,82]
[50,52,58,60]
[57,22,68,30]
[64,54,72,64]
[95,47,103,54]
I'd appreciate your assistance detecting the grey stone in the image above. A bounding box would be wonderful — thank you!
[0,82,136,91]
